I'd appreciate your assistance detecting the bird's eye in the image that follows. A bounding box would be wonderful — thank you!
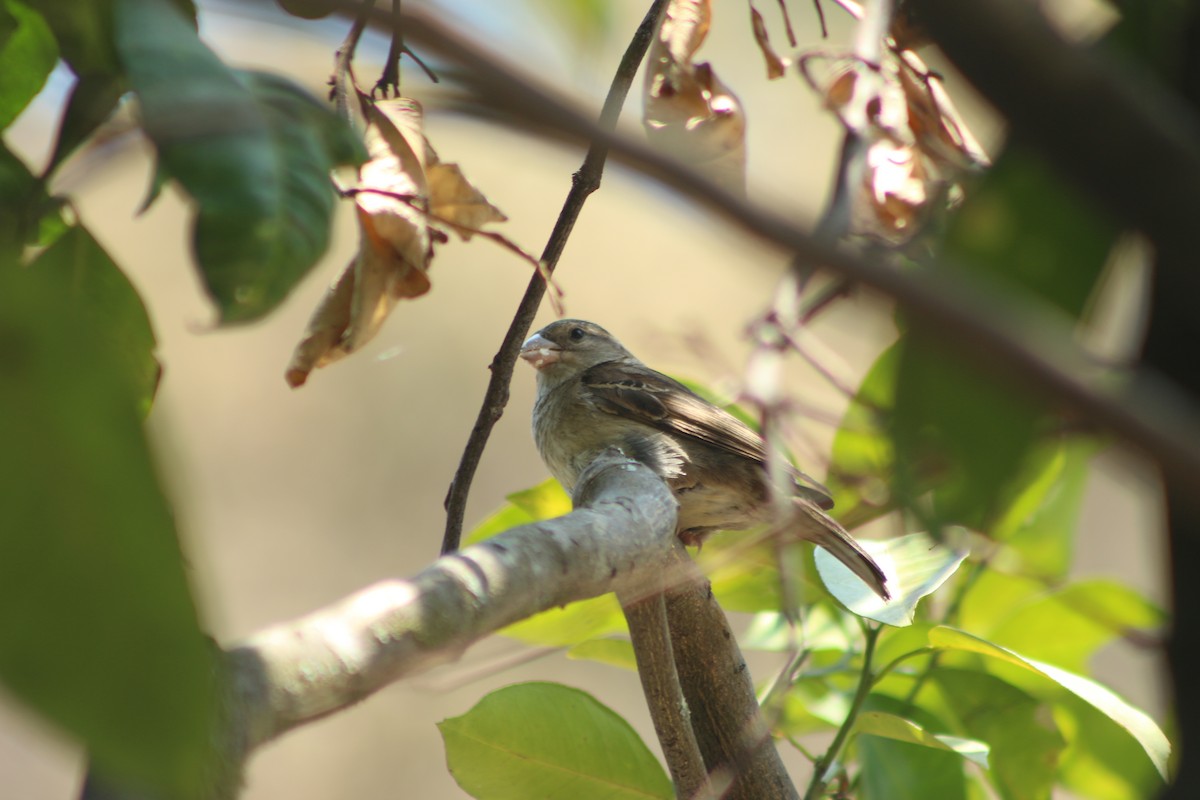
[569,327,586,341]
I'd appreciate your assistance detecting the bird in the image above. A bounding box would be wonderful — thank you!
[519,319,889,600]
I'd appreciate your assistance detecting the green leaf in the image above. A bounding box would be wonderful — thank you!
[982,579,1164,674]
[742,603,856,653]
[45,72,126,177]
[1054,693,1164,800]
[825,342,898,525]
[532,0,613,51]
[114,0,365,323]
[0,257,216,796]
[929,626,1170,782]
[816,531,968,626]
[0,140,42,257]
[945,151,1117,319]
[855,710,989,768]
[439,682,672,800]
[464,478,571,545]
[989,439,1096,579]
[892,327,1041,532]
[0,0,57,129]
[933,668,1065,800]
[858,713,968,800]
[501,594,626,648]
[27,225,160,413]
[566,637,636,670]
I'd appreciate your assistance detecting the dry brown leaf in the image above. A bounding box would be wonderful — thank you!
[644,0,746,195]
[748,3,788,80]
[286,97,511,387]
[798,42,989,244]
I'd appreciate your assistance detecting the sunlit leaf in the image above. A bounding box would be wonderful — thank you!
[933,668,1065,800]
[825,341,897,525]
[742,603,856,653]
[855,710,990,768]
[977,579,1164,674]
[1055,693,1164,800]
[0,0,58,129]
[858,700,968,800]
[989,438,1096,579]
[464,478,570,546]
[439,682,672,800]
[501,595,626,648]
[567,638,636,670]
[929,626,1170,781]
[816,531,968,626]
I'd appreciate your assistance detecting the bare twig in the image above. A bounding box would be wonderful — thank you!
[373,0,403,96]
[439,0,669,554]
[331,1,372,123]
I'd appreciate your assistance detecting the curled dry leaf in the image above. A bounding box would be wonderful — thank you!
[798,39,990,244]
[748,3,788,80]
[286,98,509,388]
[644,0,747,195]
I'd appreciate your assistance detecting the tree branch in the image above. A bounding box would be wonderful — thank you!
[231,450,676,749]
[439,0,668,554]
[371,3,1200,498]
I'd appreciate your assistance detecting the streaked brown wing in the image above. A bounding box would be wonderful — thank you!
[581,360,834,508]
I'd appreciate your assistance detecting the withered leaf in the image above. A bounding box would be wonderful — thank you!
[749,3,788,80]
[286,98,508,387]
[644,0,746,195]
[798,43,989,244]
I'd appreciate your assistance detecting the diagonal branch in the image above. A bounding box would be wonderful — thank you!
[370,3,1200,498]
[438,0,669,554]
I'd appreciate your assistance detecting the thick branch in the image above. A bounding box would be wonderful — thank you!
[664,549,799,800]
[230,451,677,749]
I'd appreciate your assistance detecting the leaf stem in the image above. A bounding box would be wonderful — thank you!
[803,620,880,800]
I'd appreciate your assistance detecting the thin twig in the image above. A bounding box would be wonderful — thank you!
[331,0,373,123]
[439,0,669,554]
[373,0,404,97]
[803,621,880,800]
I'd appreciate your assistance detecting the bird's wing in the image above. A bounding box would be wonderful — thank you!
[580,360,834,508]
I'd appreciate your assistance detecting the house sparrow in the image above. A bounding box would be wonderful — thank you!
[520,319,889,600]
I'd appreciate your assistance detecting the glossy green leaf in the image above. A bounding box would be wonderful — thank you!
[0,0,57,129]
[856,693,969,800]
[955,569,1044,634]
[982,579,1164,674]
[858,719,968,800]
[1055,692,1164,800]
[929,626,1169,781]
[0,258,216,796]
[989,439,1096,578]
[27,225,159,413]
[439,682,672,800]
[114,0,364,323]
[816,531,968,626]
[855,710,989,768]
[45,72,126,177]
[933,668,1065,800]
[567,637,636,670]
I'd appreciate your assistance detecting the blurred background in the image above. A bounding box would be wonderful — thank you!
[1,1,1166,797]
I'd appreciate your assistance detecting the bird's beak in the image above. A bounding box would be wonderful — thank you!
[519,333,561,370]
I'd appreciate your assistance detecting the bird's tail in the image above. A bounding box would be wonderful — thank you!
[791,499,890,601]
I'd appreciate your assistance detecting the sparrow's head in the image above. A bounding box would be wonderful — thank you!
[520,320,633,381]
